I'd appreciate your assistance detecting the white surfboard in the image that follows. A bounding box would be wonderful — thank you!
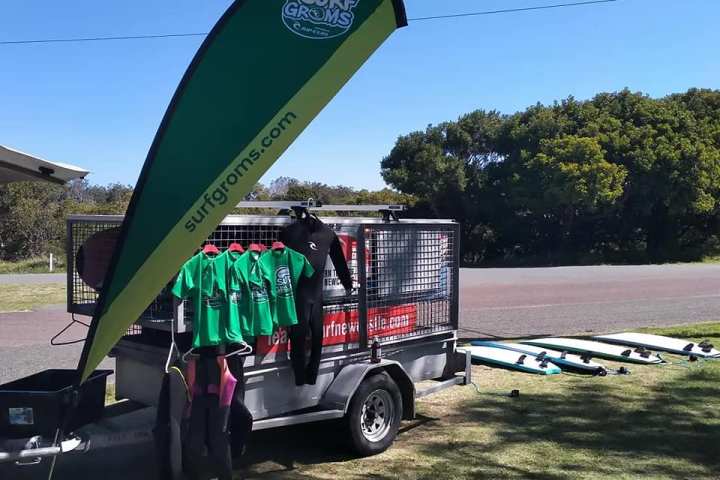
[459,345,562,375]
[593,333,720,359]
[521,338,665,364]
[472,341,607,373]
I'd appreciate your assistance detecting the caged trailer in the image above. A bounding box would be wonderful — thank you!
[0,201,470,474]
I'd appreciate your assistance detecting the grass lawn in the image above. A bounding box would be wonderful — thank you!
[0,283,66,312]
[105,383,116,405]
[0,256,66,274]
[244,322,720,479]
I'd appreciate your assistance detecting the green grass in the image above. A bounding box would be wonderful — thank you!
[105,383,116,405]
[0,283,66,312]
[638,322,720,339]
[243,323,720,480]
[0,256,66,274]
[701,255,720,263]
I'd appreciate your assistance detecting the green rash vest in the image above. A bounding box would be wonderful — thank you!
[215,249,245,344]
[171,251,228,348]
[259,247,314,328]
[230,250,275,338]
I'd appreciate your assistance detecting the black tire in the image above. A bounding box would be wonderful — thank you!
[346,371,403,457]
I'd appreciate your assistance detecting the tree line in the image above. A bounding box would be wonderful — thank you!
[0,181,133,260]
[0,178,409,261]
[381,88,720,265]
[5,88,717,267]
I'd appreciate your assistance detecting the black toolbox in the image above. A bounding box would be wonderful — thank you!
[0,369,112,439]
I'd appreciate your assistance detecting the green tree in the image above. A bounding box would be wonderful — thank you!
[0,182,66,258]
[381,88,720,265]
[526,136,626,212]
[0,180,133,260]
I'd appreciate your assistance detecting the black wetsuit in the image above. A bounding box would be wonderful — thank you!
[154,346,252,480]
[280,215,353,385]
[226,353,253,456]
[184,354,235,480]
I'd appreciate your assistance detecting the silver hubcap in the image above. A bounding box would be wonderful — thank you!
[360,389,395,442]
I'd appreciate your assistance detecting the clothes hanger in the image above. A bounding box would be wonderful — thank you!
[272,241,285,251]
[164,313,179,373]
[50,314,90,346]
[225,342,253,358]
[202,244,220,255]
[182,347,198,363]
[228,242,244,253]
[164,339,180,373]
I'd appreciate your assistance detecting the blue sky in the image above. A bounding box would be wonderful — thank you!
[1,0,718,189]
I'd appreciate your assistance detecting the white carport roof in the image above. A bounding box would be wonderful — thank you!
[0,145,89,185]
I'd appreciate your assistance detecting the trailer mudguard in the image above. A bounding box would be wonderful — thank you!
[321,360,415,420]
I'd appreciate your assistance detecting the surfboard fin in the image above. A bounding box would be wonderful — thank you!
[699,340,714,353]
[516,354,527,365]
[634,346,651,359]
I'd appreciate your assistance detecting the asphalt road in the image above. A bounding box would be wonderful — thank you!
[459,264,720,340]
[0,306,115,384]
[0,273,64,285]
[2,265,720,383]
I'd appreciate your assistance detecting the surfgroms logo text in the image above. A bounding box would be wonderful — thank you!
[282,0,360,39]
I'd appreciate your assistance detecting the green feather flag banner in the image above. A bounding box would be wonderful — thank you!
[77,0,407,382]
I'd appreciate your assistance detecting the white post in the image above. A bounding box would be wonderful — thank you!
[49,253,54,272]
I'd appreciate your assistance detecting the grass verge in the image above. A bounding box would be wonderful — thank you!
[243,322,720,480]
[105,383,116,406]
[0,283,66,312]
[0,256,66,274]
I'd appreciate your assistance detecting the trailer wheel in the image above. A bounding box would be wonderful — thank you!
[346,371,402,456]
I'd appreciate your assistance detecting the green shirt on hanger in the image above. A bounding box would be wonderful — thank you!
[260,246,314,327]
[215,249,245,344]
[230,250,275,338]
[171,251,227,348]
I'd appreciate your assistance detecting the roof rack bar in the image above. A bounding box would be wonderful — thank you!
[235,201,404,212]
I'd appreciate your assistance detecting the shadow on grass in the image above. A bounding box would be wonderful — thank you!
[240,419,356,477]
[242,414,442,478]
[415,366,720,479]
[240,363,720,479]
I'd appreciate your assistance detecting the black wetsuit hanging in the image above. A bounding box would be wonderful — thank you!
[226,352,253,455]
[184,353,237,480]
[153,362,188,480]
[280,214,353,385]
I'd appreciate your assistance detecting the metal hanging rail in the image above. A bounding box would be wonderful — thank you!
[235,200,404,212]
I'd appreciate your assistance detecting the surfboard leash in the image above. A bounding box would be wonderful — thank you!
[655,354,706,370]
[467,380,521,398]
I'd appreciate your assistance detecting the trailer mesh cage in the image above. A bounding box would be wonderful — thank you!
[360,224,458,344]
[67,210,459,348]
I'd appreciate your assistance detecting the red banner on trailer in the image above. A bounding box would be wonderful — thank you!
[256,304,418,355]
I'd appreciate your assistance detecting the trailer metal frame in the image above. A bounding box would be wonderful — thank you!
[1,203,470,470]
